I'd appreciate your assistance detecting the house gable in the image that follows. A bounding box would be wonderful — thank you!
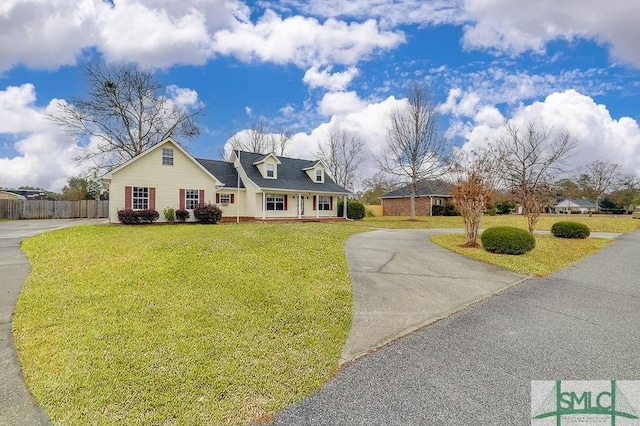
[303,161,327,183]
[252,153,281,180]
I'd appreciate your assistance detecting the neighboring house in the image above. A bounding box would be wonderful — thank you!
[0,189,54,200]
[103,138,350,223]
[379,179,453,216]
[553,198,597,214]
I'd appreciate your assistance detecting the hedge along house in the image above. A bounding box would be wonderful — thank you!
[103,138,350,223]
[379,179,453,216]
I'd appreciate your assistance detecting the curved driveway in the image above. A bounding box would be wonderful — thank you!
[275,229,640,425]
[0,219,106,426]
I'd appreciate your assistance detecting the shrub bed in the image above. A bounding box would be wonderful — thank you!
[337,200,365,220]
[193,203,222,224]
[551,221,590,239]
[117,209,159,224]
[481,226,535,255]
[175,209,190,222]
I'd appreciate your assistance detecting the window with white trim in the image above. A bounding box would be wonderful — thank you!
[220,194,230,205]
[185,189,199,209]
[316,169,323,182]
[435,199,442,205]
[266,163,275,178]
[133,187,149,210]
[162,148,174,165]
[318,195,331,210]
[266,194,284,210]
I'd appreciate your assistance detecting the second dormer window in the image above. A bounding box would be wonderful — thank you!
[266,163,275,178]
[316,169,323,182]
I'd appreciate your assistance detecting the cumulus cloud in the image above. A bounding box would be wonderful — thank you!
[0,1,403,72]
[461,90,640,176]
[461,0,640,66]
[0,84,82,191]
[212,10,404,67]
[303,66,359,91]
[318,91,368,116]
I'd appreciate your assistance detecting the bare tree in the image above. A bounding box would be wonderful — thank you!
[377,83,451,220]
[358,173,399,205]
[227,120,292,156]
[50,61,203,174]
[449,149,498,247]
[317,128,366,191]
[580,160,622,209]
[491,121,577,233]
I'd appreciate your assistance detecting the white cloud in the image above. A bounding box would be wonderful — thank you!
[166,85,202,111]
[461,0,640,66]
[318,91,368,116]
[303,66,359,91]
[462,90,640,176]
[0,84,82,191]
[213,10,404,67]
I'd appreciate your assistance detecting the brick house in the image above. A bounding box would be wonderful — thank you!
[380,179,453,216]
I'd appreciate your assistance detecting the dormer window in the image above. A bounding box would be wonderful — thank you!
[266,163,275,178]
[162,148,174,166]
[316,169,323,182]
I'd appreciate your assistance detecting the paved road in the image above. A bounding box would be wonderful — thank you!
[0,219,106,426]
[275,230,640,425]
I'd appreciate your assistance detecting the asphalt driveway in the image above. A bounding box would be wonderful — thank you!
[275,229,640,425]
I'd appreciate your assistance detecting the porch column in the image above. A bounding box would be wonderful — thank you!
[298,194,302,219]
[316,194,319,218]
[343,195,347,219]
[262,192,266,220]
[430,196,433,216]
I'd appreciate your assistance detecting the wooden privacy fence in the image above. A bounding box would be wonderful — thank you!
[0,200,109,219]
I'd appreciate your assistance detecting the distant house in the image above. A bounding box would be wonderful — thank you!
[0,189,54,200]
[379,179,453,216]
[554,198,597,214]
[102,138,350,223]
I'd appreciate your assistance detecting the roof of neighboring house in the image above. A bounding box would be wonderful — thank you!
[555,198,597,208]
[1,189,54,200]
[235,151,349,194]
[379,179,453,199]
[196,159,245,189]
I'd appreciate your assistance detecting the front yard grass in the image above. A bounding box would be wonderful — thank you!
[14,223,362,425]
[430,233,612,276]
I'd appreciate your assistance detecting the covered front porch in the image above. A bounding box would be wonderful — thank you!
[257,192,349,220]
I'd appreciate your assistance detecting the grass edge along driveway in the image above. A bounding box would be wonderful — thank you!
[13,223,363,425]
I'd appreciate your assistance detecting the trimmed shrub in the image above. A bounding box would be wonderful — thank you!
[337,200,366,220]
[163,207,175,223]
[551,221,590,239]
[193,203,222,224]
[432,203,460,216]
[117,209,159,225]
[175,209,190,222]
[481,226,536,255]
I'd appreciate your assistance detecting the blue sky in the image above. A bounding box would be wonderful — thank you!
[1,0,640,191]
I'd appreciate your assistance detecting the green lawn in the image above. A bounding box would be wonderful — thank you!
[14,223,363,425]
[430,233,611,276]
[351,214,638,233]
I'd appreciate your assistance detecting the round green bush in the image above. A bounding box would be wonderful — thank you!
[337,200,365,220]
[551,221,590,239]
[481,226,536,255]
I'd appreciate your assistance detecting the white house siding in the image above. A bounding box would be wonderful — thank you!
[108,141,219,223]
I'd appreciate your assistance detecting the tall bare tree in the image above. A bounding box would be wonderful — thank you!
[449,149,498,247]
[50,61,203,174]
[377,83,451,220]
[491,121,577,233]
[317,128,366,190]
[580,160,622,209]
[228,120,292,156]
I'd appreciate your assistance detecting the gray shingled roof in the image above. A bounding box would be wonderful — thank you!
[557,198,597,208]
[196,158,245,189]
[380,179,453,198]
[235,151,349,194]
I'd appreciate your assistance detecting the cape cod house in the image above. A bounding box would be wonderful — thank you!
[102,138,350,223]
